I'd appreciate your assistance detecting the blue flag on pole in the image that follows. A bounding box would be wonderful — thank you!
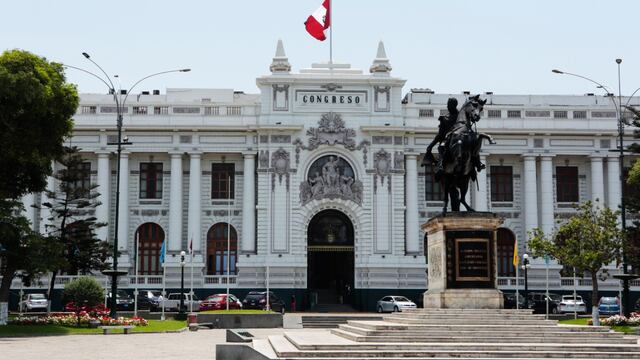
[159,241,166,265]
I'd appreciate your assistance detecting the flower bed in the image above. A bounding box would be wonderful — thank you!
[588,313,640,326]
[9,312,148,327]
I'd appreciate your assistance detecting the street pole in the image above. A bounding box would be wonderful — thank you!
[227,177,231,311]
[133,231,139,318]
[522,254,529,310]
[545,255,550,320]
[179,251,186,316]
[573,267,578,320]
[76,53,189,318]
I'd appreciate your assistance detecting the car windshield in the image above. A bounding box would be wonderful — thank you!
[207,296,224,302]
[600,297,618,304]
[563,295,582,301]
[548,294,562,302]
[151,291,161,297]
[30,294,45,299]
[245,294,264,300]
[394,296,410,302]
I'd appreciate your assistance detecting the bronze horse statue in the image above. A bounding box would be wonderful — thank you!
[430,95,494,213]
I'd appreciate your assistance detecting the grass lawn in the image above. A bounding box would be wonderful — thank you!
[200,309,275,314]
[0,320,186,337]
[559,318,638,334]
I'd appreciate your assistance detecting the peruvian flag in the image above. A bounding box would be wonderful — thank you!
[305,0,330,41]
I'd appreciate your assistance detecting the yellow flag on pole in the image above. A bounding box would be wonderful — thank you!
[512,243,519,268]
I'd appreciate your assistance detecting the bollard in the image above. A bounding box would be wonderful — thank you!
[187,313,198,325]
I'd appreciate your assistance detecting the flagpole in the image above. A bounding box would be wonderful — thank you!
[134,231,139,318]
[329,0,333,64]
[226,176,231,311]
[190,235,194,313]
[161,245,166,321]
[515,238,519,310]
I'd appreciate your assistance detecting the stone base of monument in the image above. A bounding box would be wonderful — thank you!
[422,212,504,309]
[424,288,503,309]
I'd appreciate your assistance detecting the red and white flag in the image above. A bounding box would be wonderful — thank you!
[305,0,330,41]
[188,237,193,256]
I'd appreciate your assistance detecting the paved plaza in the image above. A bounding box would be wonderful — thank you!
[0,328,286,360]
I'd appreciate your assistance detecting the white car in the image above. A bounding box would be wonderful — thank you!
[19,293,48,312]
[376,296,417,313]
[161,293,202,312]
[558,295,587,314]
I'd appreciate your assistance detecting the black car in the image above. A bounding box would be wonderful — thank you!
[503,293,525,309]
[136,290,162,310]
[527,292,562,314]
[107,290,134,310]
[242,291,285,314]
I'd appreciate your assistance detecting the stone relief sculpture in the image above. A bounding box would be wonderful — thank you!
[306,112,357,150]
[271,148,290,190]
[394,151,404,170]
[300,155,363,206]
[259,150,269,168]
[373,149,392,193]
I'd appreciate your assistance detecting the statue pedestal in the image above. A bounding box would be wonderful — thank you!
[422,212,504,309]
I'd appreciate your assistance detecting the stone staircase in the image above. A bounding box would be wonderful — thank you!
[301,315,383,328]
[240,308,640,359]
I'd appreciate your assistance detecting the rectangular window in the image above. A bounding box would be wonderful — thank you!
[133,106,148,115]
[211,163,235,199]
[556,166,579,202]
[226,106,242,116]
[81,106,97,114]
[173,106,200,114]
[487,109,501,118]
[424,164,443,201]
[140,163,163,199]
[490,166,513,202]
[100,106,128,114]
[70,162,91,196]
[153,106,169,115]
[573,110,587,119]
[525,110,550,118]
[418,109,434,118]
[554,110,568,119]
[204,106,220,115]
[507,110,521,118]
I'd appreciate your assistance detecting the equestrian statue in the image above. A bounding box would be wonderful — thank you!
[422,95,495,213]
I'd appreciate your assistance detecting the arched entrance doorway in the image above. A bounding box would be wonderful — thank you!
[307,209,355,307]
[135,223,165,275]
[497,228,516,277]
[206,223,238,275]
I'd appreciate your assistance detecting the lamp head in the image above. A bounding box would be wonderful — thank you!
[551,69,564,74]
[180,250,186,256]
[82,52,90,59]
[180,69,191,72]
[616,59,622,64]
[523,253,529,260]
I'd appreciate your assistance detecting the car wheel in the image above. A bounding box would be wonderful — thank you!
[377,306,383,313]
[280,306,285,315]
[394,306,399,312]
[552,307,558,314]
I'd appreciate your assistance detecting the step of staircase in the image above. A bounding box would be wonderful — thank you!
[346,320,610,332]
[301,315,383,328]
[382,315,556,325]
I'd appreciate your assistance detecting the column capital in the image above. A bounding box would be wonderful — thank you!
[607,155,620,162]
[95,151,111,157]
[589,153,606,159]
[522,153,537,159]
[242,151,257,158]
[405,154,419,160]
[189,151,203,158]
[539,154,556,159]
[169,151,183,158]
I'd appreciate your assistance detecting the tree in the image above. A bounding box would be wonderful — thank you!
[0,200,61,305]
[62,277,104,326]
[622,106,640,270]
[0,49,78,313]
[0,49,78,200]
[528,201,622,326]
[41,146,110,308]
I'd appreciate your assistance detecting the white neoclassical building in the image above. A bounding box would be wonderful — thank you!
[16,40,640,310]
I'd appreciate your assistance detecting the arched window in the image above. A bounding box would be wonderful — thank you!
[136,223,165,275]
[206,223,238,275]
[497,228,516,277]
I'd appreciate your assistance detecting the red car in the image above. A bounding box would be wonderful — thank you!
[199,294,242,311]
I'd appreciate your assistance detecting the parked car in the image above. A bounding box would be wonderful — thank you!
[526,292,562,314]
[64,302,109,315]
[136,290,162,310]
[242,291,285,314]
[376,296,417,313]
[503,292,526,309]
[635,298,640,312]
[107,290,134,310]
[598,296,621,316]
[199,293,242,311]
[557,295,587,314]
[19,293,48,312]
[161,293,201,312]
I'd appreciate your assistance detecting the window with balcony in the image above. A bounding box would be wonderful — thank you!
[211,163,235,199]
[140,162,163,199]
[556,166,579,202]
[490,166,513,202]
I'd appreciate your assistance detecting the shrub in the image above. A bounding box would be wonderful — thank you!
[62,277,104,325]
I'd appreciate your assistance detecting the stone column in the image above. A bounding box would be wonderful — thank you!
[522,154,538,236]
[405,154,419,254]
[475,155,488,211]
[96,152,110,242]
[187,152,202,253]
[590,154,605,207]
[116,152,129,251]
[242,152,256,253]
[21,193,36,230]
[169,152,183,252]
[607,156,622,212]
[539,155,555,236]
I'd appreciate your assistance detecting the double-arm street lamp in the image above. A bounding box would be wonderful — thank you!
[552,60,640,317]
[521,254,530,309]
[65,54,190,318]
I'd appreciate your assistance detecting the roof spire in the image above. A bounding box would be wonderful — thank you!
[370,41,392,75]
[270,39,291,74]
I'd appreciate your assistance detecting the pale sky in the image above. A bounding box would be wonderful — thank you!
[2,0,640,96]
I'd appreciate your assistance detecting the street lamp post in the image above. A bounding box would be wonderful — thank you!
[522,254,530,309]
[66,55,190,318]
[179,250,186,316]
[552,61,640,317]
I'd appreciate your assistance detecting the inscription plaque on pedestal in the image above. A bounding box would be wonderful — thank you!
[446,230,494,288]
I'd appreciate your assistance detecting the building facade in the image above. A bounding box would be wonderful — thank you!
[15,41,640,309]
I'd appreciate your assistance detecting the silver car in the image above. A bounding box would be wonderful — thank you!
[558,295,587,314]
[376,296,417,313]
[19,293,48,312]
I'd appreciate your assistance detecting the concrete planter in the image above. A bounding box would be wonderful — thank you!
[197,312,283,328]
